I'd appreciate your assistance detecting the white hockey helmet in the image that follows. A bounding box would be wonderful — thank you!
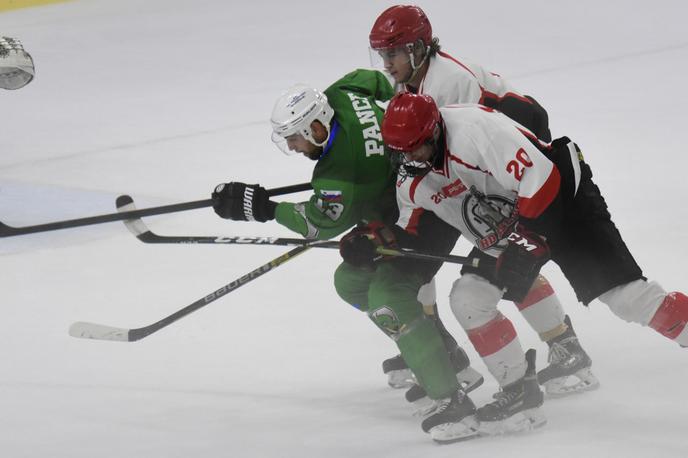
[270,84,334,155]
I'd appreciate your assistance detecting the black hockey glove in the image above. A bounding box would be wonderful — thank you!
[212,182,277,222]
[339,222,397,269]
[495,226,550,302]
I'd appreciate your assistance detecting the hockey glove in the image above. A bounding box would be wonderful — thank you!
[495,227,550,302]
[212,182,277,222]
[339,222,397,268]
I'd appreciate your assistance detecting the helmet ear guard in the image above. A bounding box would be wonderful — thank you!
[270,85,334,155]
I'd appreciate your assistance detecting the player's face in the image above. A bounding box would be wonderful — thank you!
[285,133,321,160]
[377,47,413,84]
[403,142,434,163]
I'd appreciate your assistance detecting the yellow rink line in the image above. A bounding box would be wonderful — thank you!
[0,0,71,12]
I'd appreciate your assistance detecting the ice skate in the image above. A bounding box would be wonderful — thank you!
[476,349,547,436]
[538,316,600,397]
[405,346,484,415]
[421,389,480,443]
[382,354,416,388]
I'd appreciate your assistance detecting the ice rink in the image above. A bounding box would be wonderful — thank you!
[1,1,687,456]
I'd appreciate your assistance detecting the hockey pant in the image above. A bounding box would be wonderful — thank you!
[541,138,688,346]
[334,261,459,399]
[482,93,552,143]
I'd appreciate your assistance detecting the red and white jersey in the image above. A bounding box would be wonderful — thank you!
[408,51,526,108]
[396,104,560,257]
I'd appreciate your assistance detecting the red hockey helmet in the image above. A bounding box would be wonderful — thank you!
[382,92,441,152]
[369,5,432,50]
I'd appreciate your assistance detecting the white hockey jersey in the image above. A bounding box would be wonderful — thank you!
[396,104,560,257]
[406,50,529,108]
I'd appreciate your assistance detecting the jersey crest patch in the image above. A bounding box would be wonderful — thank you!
[370,307,403,339]
[462,188,516,250]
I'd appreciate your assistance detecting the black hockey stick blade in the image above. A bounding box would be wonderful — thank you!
[68,243,313,342]
[116,194,479,267]
[0,182,311,238]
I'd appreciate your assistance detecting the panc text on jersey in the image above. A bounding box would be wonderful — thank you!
[347,92,384,157]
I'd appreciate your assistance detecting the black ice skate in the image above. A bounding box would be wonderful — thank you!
[538,315,600,397]
[382,354,416,388]
[421,389,479,443]
[476,349,547,435]
[405,346,484,415]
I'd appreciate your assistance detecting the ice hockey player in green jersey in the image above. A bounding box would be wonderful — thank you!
[213,69,396,236]
[211,69,481,443]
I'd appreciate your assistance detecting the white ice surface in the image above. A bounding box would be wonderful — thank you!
[1,1,687,457]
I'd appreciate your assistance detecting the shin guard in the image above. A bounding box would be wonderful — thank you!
[649,292,688,344]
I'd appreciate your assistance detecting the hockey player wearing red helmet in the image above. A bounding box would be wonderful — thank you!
[368,4,598,400]
[369,5,549,141]
[379,91,688,434]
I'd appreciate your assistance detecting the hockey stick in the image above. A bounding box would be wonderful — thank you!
[116,194,480,267]
[68,243,318,342]
[0,182,312,238]
[68,196,478,343]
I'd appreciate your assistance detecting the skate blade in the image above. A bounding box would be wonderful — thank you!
[430,415,481,444]
[543,367,600,398]
[457,366,485,394]
[477,408,547,436]
[387,368,416,389]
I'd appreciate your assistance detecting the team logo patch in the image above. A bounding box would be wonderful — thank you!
[370,307,403,338]
[462,192,515,250]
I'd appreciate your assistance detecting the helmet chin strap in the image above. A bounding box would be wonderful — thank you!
[400,44,430,85]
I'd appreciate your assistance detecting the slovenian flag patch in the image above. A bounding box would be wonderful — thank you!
[320,190,343,203]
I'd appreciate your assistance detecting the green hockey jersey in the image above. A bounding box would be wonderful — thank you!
[274,69,397,240]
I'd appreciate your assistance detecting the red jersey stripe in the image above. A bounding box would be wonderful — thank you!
[409,175,424,204]
[437,50,478,79]
[404,208,425,236]
[518,166,561,219]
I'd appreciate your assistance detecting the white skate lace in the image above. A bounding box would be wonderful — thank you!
[433,397,451,414]
[414,398,445,418]
[548,337,585,368]
[548,341,570,364]
[490,389,519,407]
[424,389,466,417]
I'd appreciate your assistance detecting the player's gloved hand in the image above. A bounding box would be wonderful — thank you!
[212,182,277,222]
[0,37,35,90]
[339,222,397,268]
[496,226,550,302]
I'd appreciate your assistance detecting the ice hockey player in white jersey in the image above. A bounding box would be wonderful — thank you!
[0,37,34,90]
[368,4,596,397]
[380,92,688,433]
